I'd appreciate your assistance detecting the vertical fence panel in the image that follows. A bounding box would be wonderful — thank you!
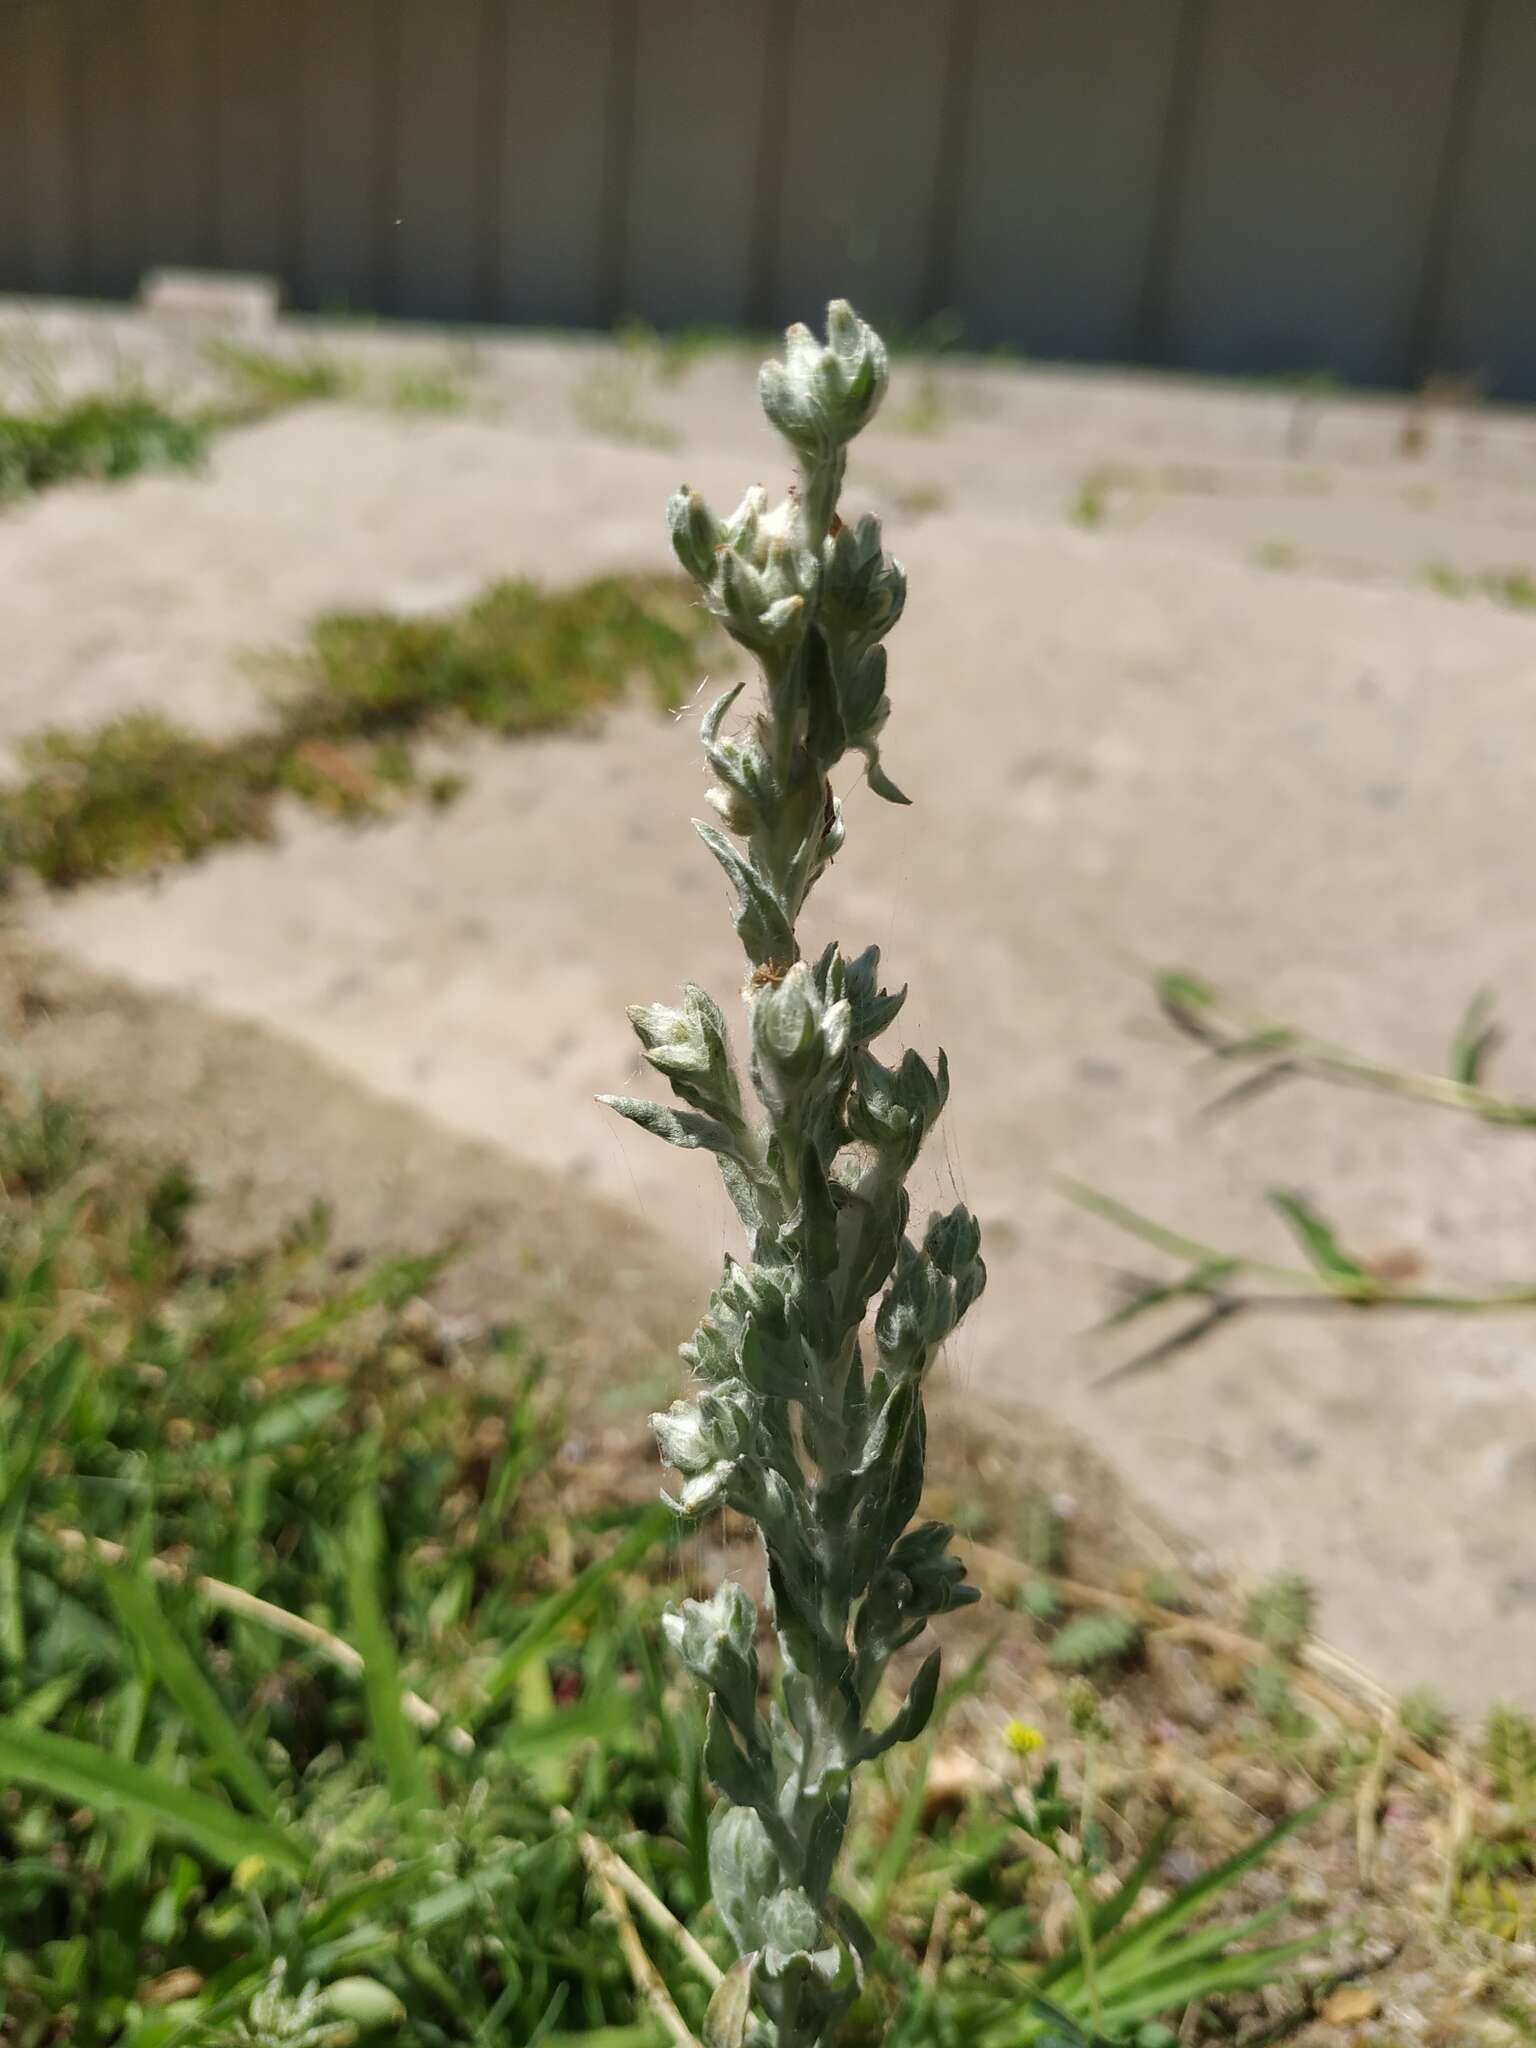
[17,0,81,294]
[3,0,1534,399]
[770,0,954,335]
[951,0,1183,358]
[0,4,28,293]
[1161,0,1465,386]
[77,0,149,298]
[623,0,769,329]
[295,0,379,312]
[388,0,486,321]
[142,0,219,273]
[216,0,302,287]
[1430,0,1536,401]
[494,0,618,327]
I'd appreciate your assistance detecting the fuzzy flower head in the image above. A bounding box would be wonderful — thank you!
[758,301,889,462]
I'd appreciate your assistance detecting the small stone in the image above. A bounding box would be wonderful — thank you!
[1073,1056,1122,1086]
[1321,1986,1379,2024]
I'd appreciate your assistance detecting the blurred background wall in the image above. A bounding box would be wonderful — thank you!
[1,0,1533,397]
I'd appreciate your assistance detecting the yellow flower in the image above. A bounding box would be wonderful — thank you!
[1004,1719,1045,1757]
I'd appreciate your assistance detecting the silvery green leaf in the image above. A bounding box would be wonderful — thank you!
[709,1801,781,1957]
[759,594,805,641]
[864,753,911,806]
[651,1379,756,1475]
[705,1698,775,1818]
[760,1886,824,1979]
[702,676,748,747]
[814,942,907,1049]
[924,1202,988,1321]
[855,1379,917,1479]
[627,983,744,1123]
[874,1240,936,1377]
[668,1463,733,1516]
[717,1152,761,1232]
[717,547,768,622]
[702,1954,758,2048]
[755,964,817,1065]
[694,823,795,967]
[669,485,721,584]
[663,1580,757,1670]
[738,1320,807,1402]
[723,483,767,549]
[824,1895,875,1979]
[838,643,886,732]
[597,1094,740,1156]
[651,1399,714,1474]
[665,1580,761,1735]
[765,1549,839,1690]
[821,538,906,657]
[802,625,847,769]
[853,1646,941,1763]
[794,1146,840,1295]
[875,1398,928,1557]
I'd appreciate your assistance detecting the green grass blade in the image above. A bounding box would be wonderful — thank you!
[0,1338,85,1658]
[866,1737,936,1934]
[1021,1991,1112,2045]
[1096,1934,1324,2031]
[475,1506,670,1722]
[0,1720,303,1872]
[251,1252,450,1372]
[1094,1901,1291,1996]
[100,1561,278,1819]
[10,1670,84,1727]
[1265,1192,1363,1280]
[211,1385,347,1462]
[304,1841,556,1973]
[300,1862,437,1943]
[498,1687,634,1766]
[345,1490,427,1816]
[1088,1798,1327,1977]
[516,1983,570,2048]
[1036,1813,1179,1991]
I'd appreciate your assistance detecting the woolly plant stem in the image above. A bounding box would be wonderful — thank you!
[601,305,985,2047]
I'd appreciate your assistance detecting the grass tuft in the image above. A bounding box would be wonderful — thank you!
[0,394,208,505]
[1243,1571,1315,1657]
[1422,560,1536,610]
[0,1080,1358,2048]
[0,577,715,889]
[389,367,470,415]
[205,340,359,411]
[1046,1609,1142,1674]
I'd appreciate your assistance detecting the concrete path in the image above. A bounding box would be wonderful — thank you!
[8,308,1536,1707]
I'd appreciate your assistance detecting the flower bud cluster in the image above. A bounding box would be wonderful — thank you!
[757,301,889,465]
[650,1377,758,1515]
[874,1205,987,1378]
[853,1521,979,1694]
[844,1045,950,1171]
[668,485,820,660]
[662,1581,760,1738]
[626,982,742,1127]
[750,962,852,1123]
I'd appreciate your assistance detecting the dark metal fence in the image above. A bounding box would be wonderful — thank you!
[1,0,1532,396]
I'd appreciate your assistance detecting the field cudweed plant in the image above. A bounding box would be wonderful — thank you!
[601,303,986,2046]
